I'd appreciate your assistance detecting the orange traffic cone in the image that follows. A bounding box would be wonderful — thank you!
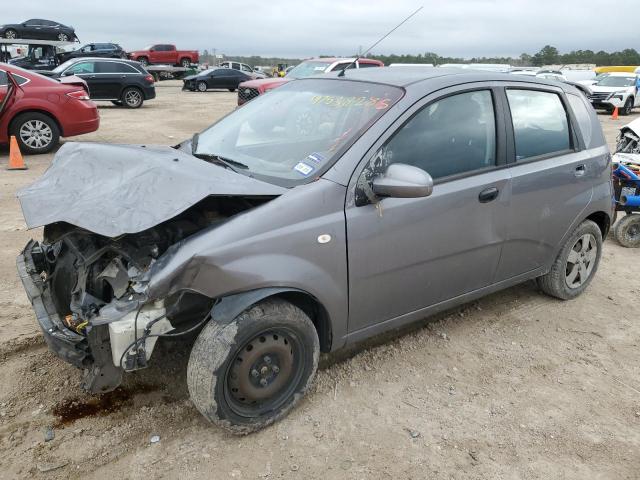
[611,107,619,120]
[7,136,27,170]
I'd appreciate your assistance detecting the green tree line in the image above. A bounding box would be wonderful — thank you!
[201,46,640,68]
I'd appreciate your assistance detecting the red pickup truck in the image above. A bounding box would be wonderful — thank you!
[127,44,199,67]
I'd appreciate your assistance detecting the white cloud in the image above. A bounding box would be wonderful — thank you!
[2,0,637,58]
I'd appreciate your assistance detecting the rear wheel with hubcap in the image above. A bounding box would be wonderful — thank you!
[187,299,319,434]
[614,213,640,248]
[137,56,149,66]
[10,112,60,154]
[121,87,143,108]
[57,33,69,41]
[537,220,602,300]
[197,81,207,92]
[180,58,191,68]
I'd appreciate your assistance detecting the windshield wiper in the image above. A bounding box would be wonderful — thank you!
[192,152,250,172]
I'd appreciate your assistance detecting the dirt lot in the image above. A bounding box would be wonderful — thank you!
[0,82,639,479]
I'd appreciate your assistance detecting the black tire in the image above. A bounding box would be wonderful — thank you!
[613,214,640,248]
[228,88,236,92]
[4,29,17,39]
[57,33,69,42]
[622,97,634,116]
[187,299,319,434]
[180,58,191,68]
[121,87,144,108]
[197,81,208,92]
[537,220,603,300]
[137,56,149,66]
[111,100,123,106]
[9,112,60,155]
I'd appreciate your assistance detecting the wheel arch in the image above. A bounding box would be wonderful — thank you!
[8,109,63,138]
[210,287,332,353]
[585,210,612,238]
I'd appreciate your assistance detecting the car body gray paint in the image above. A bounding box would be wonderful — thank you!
[16,142,285,237]
[146,179,350,348]
[18,69,614,355]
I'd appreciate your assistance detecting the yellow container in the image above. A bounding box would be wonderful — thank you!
[594,66,639,74]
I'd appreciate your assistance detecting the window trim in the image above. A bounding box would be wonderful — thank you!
[351,84,507,190]
[502,85,581,166]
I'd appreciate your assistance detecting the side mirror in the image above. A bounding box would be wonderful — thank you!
[372,163,433,198]
[62,70,75,76]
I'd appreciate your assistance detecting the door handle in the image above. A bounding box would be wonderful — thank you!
[478,187,499,203]
[574,164,586,177]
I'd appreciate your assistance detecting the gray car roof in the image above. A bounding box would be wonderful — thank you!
[323,66,574,91]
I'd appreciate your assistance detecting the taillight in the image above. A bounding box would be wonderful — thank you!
[66,90,90,100]
[144,74,154,84]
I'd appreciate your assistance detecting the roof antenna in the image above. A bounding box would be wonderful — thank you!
[338,6,423,77]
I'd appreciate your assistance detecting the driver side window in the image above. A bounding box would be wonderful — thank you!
[67,62,95,74]
[381,90,497,180]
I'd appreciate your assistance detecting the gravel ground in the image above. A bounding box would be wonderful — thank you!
[0,82,639,479]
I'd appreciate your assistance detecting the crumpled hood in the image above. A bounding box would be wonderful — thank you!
[17,142,285,237]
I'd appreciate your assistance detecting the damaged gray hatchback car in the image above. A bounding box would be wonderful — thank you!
[17,68,613,433]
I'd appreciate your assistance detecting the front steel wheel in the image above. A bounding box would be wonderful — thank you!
[187,299,319,434]
[537,220,602,300]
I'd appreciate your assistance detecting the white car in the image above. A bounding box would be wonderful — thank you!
[588,72,640,115]
[219,61,267,79]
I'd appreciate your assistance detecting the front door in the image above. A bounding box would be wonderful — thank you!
[346,87,510,333]
[65,61,101,97]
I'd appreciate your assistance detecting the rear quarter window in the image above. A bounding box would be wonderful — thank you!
[506,89,571,160]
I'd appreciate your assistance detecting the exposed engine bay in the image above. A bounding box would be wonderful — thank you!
[24,195,271,393]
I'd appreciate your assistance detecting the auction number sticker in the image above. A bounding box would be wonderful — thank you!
[311,95,391,110]
[294,162,315,176]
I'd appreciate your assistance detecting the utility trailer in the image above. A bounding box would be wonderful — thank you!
[0,38,76,68]
[145,64,197,81]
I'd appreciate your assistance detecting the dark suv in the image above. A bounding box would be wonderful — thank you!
[42,58,155,108]
[59,43,126,62]
[17,68,612,433]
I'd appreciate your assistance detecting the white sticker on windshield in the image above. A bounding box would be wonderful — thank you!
[294,162,315,176]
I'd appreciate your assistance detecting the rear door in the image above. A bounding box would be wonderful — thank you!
[346,85,511,333]
[95,61,136,98]
[24,19,45,39]
[494,85,595,281]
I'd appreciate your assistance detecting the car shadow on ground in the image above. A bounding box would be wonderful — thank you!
[117,279,543,404]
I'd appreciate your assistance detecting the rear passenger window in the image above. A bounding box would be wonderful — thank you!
[566,93,592,147]
[382,90,496,179]
[506,90,571,160]
[97,62,137,73]
[0,71,7,86]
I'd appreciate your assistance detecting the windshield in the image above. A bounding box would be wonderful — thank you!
[286,61,333,79]
[596,76,636,87]
[193,79,403,187]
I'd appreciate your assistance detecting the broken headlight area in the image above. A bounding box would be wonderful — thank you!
[22,196,265,393]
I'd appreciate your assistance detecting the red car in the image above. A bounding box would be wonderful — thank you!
[127,44,199,67]
[237,57,384,105]
[0,64,99,154]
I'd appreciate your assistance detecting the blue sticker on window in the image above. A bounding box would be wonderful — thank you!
[294,162,315,176]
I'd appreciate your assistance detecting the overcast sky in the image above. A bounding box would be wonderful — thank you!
[2,1,638,58]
